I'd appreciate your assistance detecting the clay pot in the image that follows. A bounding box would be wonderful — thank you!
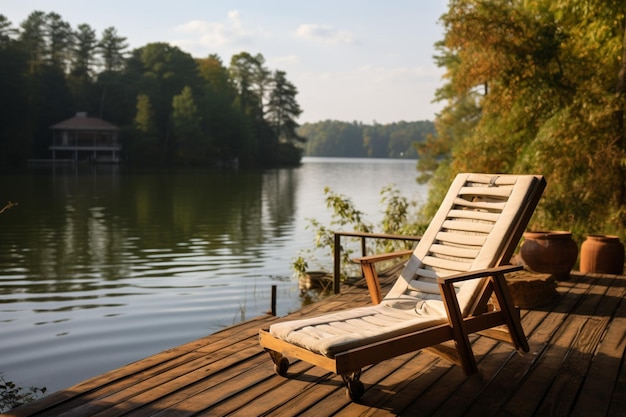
[520,231,578,281]
[580,235,625,275]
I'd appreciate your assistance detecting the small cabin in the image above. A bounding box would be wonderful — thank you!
[50,113,121,163]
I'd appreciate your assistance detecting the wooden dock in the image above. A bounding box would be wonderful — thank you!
[7,266,626,417]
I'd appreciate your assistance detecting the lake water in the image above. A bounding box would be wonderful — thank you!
[0,157,428,394]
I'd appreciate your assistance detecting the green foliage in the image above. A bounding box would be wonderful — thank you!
[421,0,626,237]
[293,186,425,279]
[171,86,205,162]
[293,187,371,278]
[298,120,435,158]
[0,376,46,412]
[99,27,128,72]
[266,70,304,145]
[0,11,304,168]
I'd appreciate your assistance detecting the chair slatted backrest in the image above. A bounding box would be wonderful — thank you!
[383,174,544,316]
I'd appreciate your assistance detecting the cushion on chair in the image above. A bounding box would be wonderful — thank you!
[269,303,447,357]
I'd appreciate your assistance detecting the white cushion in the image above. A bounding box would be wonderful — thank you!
[269,302,447,357]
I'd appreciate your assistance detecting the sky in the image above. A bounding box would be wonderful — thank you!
[2,1,449,124]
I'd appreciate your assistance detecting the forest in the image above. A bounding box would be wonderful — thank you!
[3,2,626,237]
[419,0,626,237]
[298,120,435,158]
[0,11,305,167]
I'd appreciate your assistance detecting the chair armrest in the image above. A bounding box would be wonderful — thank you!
[335,231,421,241]
[352,249,413,265]
[350,249,413,305]
[437,264,523,284]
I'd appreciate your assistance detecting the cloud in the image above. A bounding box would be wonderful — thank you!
[172,10,259,52]
[293,64,445,123]
[272,54,301,65]
[295,24,354,44]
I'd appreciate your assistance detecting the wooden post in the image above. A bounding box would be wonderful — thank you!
[334,233,341,294]
[271,285,277,316]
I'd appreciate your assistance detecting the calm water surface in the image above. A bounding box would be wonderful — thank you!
[0,157,428,394]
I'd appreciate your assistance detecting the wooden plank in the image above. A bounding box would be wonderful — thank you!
[441,219,494,234]
[292,351,429,417]
[452,197,507,211]
[497,274,603,417]
[423,310,533,417]
[26,324,266,417]
[364,359,450,417]
[439,279,580,417]
[190,360,318,416]
[532,274,618,417]
[121,353,298,416]
[608,335,626,416]
[120,365,269,416]
[260,370,348,416]
[7,272,626,417]
[429,243,480,259]
[394,334,499,416]
[7,350,208,417]
[225,362,338,417]
[447,209,501,222]
[59,341,265,417]
[435,231,487,246]
[569,277,626,417]
[491,275,597,417]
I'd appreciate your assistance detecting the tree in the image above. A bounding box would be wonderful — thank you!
[171,86,204,162]
[266,70,304,144]
[229,52,269,119]
[134,93,157,135]
[71,23,97,78]
[19,11,47,73]
[196,54,247,161]
[229,52,271,162]
[0,15,31,164]
[68,23,98,111]
[98,27,127,72]
[45,12,73,70]
[0,15,18,45]
[0,9,306,168]
[425,0,626,235]
[126,93,159,164]
[125,43,201,156]
[15,11,73,158]
[363,124,388,158]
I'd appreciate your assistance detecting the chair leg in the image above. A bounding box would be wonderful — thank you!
[267,350,290,376]
[491,272,530,353]
[440,280,478,375]
[342,369,364,401]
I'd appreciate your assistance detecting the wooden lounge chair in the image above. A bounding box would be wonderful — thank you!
[259,173,546,400]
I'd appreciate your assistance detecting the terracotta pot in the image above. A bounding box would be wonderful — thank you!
[520,231,578,280]
[580,235,624,275]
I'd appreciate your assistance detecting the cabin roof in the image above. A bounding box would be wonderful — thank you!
[50,113,119,131]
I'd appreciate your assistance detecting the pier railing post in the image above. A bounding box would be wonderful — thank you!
[334,233,341,294]
[332,231,421,296]
[271,285,277,316]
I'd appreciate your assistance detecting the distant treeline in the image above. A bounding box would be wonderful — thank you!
[298,120,435,158]
[0,11,304,167]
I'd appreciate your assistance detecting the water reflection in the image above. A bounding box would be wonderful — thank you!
[0,166,298,299]
[0,158,425,393]
[0,164,309,391]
